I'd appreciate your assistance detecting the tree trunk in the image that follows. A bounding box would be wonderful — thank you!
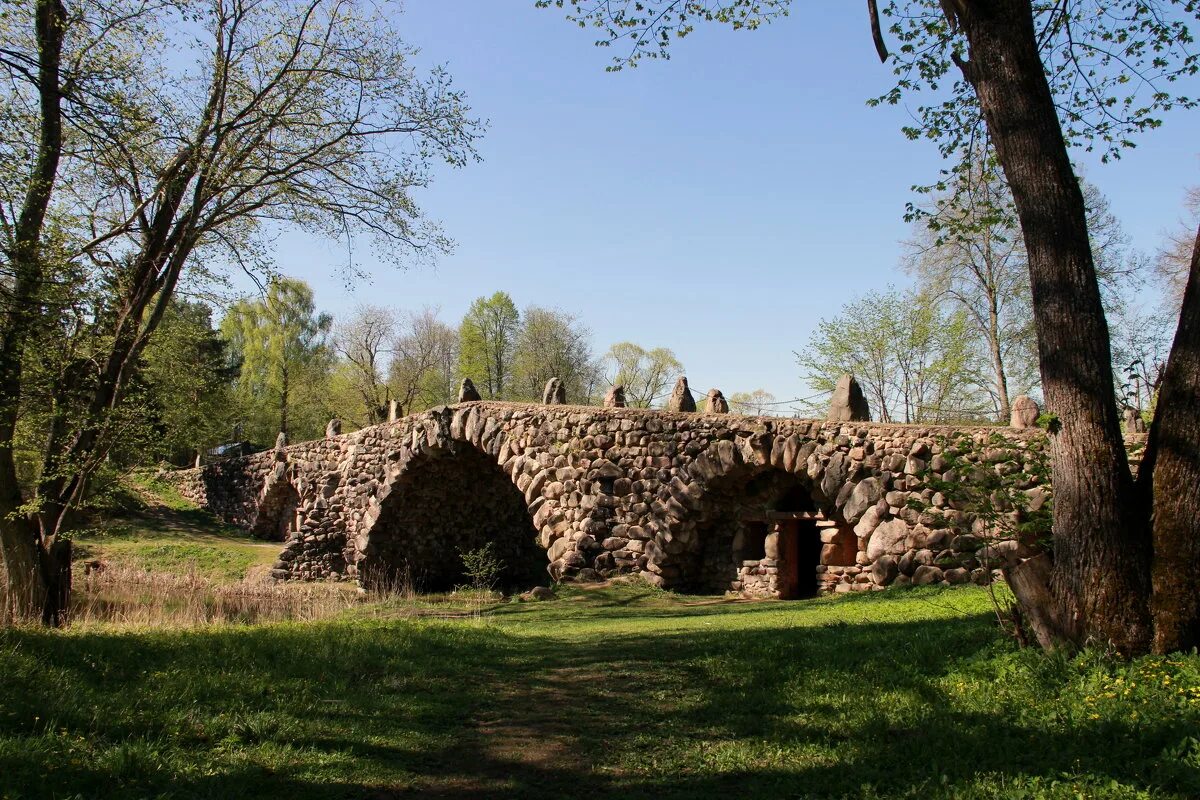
[0,0,67,622]
[958,0,1152,654]
[280,367,289,436]
[987,296,1011,422]
[1141,224,1200,653]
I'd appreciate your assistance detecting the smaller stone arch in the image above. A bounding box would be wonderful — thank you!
[252,478,303,542]
[667,434,857,598]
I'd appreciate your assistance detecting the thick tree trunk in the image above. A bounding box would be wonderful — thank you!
[0,0,67,622]
[958,0,1152,653]
[1141,225,1200,653]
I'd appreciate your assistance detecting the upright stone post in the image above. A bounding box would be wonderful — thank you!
[706,388,729,413]
[325,419,341,438]
[1010,395,1040,429]
[542,377,566,405]
[603,385,627,408]
[666,377,696,412]
[827,374,871,422]
[274,432,288,462]
[387,400,401,423]
[458,378,482,402]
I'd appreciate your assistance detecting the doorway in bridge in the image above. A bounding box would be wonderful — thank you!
[730,480,839,599]
[357,445,544,593]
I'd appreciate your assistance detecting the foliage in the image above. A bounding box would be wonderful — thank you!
[458,292,520,399]
[330,306,397,428]
[509,306,602,403]
[458,541,505,592]
[389,307,460,413]
[727,388,777,416]
[603,342,684,408]
[221,278,333,444]
[796,286,990,423]
[1,583,1198,797]
[1155,186,1200,306]
[0,0,482,616]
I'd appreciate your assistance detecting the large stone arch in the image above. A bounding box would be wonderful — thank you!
[354,439,544,592]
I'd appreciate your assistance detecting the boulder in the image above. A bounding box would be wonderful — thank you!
[458,378,482,402]
[827,374,871,422]
[866,518,912,561]
[1123,405,1147,434]
[325,419,341,438]
[842,477,882,524]
[604,384,627,408]
[1009,395,1039,429]
[524,586,555,601]
[542,377,566,405]
[871,555,899,585]
[912,565,944,585]
[665,377,696,412]
[706,388,729,414]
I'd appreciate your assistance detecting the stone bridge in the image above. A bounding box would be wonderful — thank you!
[175,401,1048,597]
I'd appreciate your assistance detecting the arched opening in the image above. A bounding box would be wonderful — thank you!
[253,481,302,542]
[358,446,543,593]
[687,467,852,598]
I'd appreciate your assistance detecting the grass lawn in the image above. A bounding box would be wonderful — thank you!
[68,473,280,585]
[2,581,1198,799]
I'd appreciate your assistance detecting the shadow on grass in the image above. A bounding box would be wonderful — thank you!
[0,590,1197,799]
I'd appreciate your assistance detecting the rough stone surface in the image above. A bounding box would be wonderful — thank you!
[172,400,1056,596]
[325,419,342,438]
[603,385,627,408]
[1010,395,1040,429]
[542,378,566,405]
[666,377,696,413]
[706,389,729,414]
[1123,405,1147,434]
[828,374,870,422]
[458,378,482,403]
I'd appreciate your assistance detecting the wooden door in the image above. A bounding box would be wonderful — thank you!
[776,521,801,599]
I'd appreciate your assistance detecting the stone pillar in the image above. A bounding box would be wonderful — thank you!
[1010,395,1039,429]
[666,377,696,412]
[542,377,566,405]
[458,378,482,402]
[705,388,729,414]
[387,400,401,423]
[603,385,626,408]
[274,432,288,461]
[1122,405,1146,434]
[325,419,342,438]
[827,374,870,422]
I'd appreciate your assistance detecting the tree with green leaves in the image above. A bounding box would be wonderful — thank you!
[510,306,602,403]
[138,300,238,465]
[542,0,1200,655]
[390,307,460,413]
[222,278,333,443]
[331,306,397,428]
[458,293,520,399]
[603,342,684,408]
[728,389,778,416]
[796,287,988,423]
[0,0,480,621]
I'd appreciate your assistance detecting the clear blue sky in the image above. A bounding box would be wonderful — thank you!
[263,1,1198,409]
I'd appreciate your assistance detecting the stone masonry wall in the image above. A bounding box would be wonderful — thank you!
[171,402,1054,594]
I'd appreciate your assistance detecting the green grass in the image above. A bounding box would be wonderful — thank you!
[2,583,1197,799]
[69,473,279,584]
